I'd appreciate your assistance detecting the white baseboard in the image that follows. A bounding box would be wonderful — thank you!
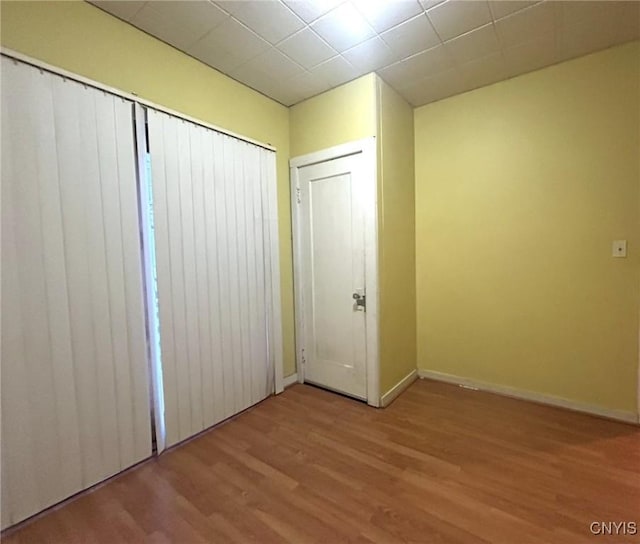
[417,369,639,424]
[283,373,298,389]
[380,369,418,408]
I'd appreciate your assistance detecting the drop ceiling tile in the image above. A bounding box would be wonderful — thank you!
[264,84,299,107]
[283,0,344,23]
[375,65,405,91]
[311,3,376,52]
[270,88,303,107]
[189,17,271,65]
[503,32,556,77]
[342,37,397,73]
[228,62,281,95]
[232,74,293,104]
[457,51,508,89]
[610,0,640,28]
[299,70,334,96]
[188,45,246,75]
[97,0,638,109]
[558,24,605,61]
[217,1,305,45]
[444,23,500,65]
[309,55,360,86]
[130,4,205,50]
[378,45,453,89]
[282,71,333,104]
[90,1,145,21]
[149,1,229,40]
[488,0,539,21]
[495,1,557,48]
[606,2,640,41]
[427,0,492,41]
[399,67,465,106]
[351,0,424,33]
[278,28,337,69]
[558,12,640,63]
[559,0,613,28]
[232,47,305,83]
[559,0,640,42]
[420,0,446,9]
[380,13,440,59]
[214,1,246,16]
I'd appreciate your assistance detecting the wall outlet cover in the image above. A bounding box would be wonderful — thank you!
[612,240,627,258]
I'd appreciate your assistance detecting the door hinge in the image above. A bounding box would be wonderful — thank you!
[296,186,301,204]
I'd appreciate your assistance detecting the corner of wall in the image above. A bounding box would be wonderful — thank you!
[289,73,378,157]
[377,77,418,398]
[413,42,640,413]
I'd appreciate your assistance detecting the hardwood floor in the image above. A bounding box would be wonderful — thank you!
[4,379,639,543]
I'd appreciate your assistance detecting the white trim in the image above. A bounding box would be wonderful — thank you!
[289,137,379,407]
[362,139,380,408]
[290,166,305,386]
[283,374,298,389]
[290,139,372,169]
[380,370,418,408]
[265,152,284,395]
[0,48,277,152]
[417,369,639,425]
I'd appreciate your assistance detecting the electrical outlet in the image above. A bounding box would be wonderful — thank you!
[612,240,627,258]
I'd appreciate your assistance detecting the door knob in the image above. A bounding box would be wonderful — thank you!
[352,291,366,310]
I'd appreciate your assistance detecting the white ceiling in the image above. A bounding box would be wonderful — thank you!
[90,0,640,107]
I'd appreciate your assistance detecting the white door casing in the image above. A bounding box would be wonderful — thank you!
[290,138,379,406]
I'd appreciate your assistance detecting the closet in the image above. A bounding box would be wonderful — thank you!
[0,53,281,528]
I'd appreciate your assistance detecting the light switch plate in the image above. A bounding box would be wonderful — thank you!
[612,240,627,258]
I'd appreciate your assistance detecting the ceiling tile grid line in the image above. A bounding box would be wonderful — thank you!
[89,0,640,107]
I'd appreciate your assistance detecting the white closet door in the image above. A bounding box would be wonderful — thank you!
[147,109,279,449]
[0,58,152,528]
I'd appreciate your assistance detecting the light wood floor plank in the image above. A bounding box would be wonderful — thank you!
[3,380,639,543]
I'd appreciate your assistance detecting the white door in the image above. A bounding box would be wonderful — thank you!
[297,152,370,399]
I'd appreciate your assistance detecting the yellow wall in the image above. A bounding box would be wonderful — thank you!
[289,74,377,157]
[415,42,640,415]
[0,0,296,376]
[4,1,637,412]
[376,77,416,396]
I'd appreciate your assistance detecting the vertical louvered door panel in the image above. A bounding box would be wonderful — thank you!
[0,58,152,529]
[146,109,279,449]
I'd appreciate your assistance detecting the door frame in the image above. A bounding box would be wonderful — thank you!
[289,137,379,407]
